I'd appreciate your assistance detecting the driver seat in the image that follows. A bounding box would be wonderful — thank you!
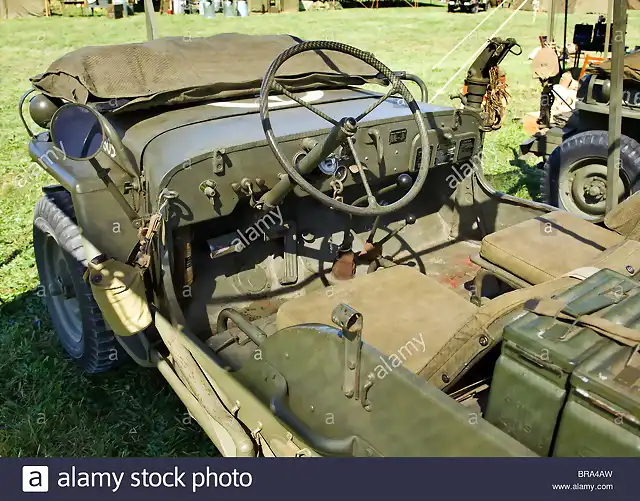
[276,266,478,376]
[275,264,587,389]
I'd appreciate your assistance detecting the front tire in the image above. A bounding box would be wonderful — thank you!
[541,131,640,219]
[33,190,128,373]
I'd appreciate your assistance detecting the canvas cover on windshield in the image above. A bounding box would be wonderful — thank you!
[30,33,383,112]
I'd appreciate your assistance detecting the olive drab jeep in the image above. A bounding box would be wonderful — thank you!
[21,32,640,457]
[521,48,640,220]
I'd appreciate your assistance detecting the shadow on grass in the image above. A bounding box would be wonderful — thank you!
[0,290,219,457]
[485,147,543,201]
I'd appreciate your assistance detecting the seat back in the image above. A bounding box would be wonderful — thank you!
[605,192,640,241]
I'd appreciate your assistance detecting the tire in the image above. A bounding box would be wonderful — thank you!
[541,130,640,219]
[33,190,128,373]
[448,5,455,12]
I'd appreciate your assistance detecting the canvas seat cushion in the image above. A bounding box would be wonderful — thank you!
[276,266,478,375]
[480,211,625,285]
[604,191,640,241]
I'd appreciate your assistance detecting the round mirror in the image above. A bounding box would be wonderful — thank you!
[50,104,105,161]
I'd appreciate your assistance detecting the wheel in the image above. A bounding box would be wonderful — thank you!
[448,5,455,12]
[33,190,128,373]
[541,131,640,219]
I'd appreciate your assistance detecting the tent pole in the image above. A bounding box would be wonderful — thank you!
[604,0,614,60]
[562,0,569,72]
[547,0,558,43]
[144,0,159,41]
[606,0,627,215]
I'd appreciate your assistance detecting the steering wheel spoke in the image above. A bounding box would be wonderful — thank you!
[355,84,398,122]
[260,40,430,217]
[271,80,340,126]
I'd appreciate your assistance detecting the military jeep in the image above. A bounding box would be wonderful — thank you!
[522,51,640,220]
[22,34,640,457]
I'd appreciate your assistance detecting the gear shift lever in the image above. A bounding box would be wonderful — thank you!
[366,174,413,244]
[373,214,416,247]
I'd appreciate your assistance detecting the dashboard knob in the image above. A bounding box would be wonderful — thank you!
[397,174,413,190]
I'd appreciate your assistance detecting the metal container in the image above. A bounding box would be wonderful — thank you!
[202,0,215,17]
[237,0,248,15]
[485,269,638,456]
[223,0,236,16]
[553,342,640,456]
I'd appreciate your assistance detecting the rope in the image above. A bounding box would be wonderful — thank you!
[483,65,511,130]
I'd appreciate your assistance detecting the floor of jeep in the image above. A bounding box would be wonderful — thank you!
[186,236,481,342]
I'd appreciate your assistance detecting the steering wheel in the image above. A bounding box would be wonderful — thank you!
[259,41,430,217]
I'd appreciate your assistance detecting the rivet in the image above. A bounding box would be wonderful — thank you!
[479,335,489,346]
[626,265,635,274]
[441,373,450,384]
[91,274,103,284]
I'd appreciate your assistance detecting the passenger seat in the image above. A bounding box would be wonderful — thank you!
[473,192,640,287]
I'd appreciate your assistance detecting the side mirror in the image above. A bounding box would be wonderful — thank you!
[50,103,105,161]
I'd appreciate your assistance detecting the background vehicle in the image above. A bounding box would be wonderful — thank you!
[520,0,640,220]
[448,0,490,13]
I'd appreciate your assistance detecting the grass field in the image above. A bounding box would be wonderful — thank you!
[1,5,639,457]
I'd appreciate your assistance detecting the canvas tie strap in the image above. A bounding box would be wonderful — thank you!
[562,266,602,280]
[524,297,640,347]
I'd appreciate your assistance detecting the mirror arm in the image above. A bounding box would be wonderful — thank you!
[89,158,142,226]
[99,117,139,179]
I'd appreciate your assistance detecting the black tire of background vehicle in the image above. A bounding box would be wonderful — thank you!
[448,5,455,12]
[541,130,640,218]
[33,190,128,373]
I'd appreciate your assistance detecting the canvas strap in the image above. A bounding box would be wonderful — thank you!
[524,297,640,347]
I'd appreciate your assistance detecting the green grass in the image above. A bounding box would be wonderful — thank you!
[1,6,639,457]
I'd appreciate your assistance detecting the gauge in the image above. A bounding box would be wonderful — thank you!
[318,156,339,175]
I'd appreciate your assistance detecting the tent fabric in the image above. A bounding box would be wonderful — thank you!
[31,34,384,112]
[515,0,638,12]
[1,0,45,18]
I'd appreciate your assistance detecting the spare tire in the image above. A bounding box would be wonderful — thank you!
[541,130,640,219]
